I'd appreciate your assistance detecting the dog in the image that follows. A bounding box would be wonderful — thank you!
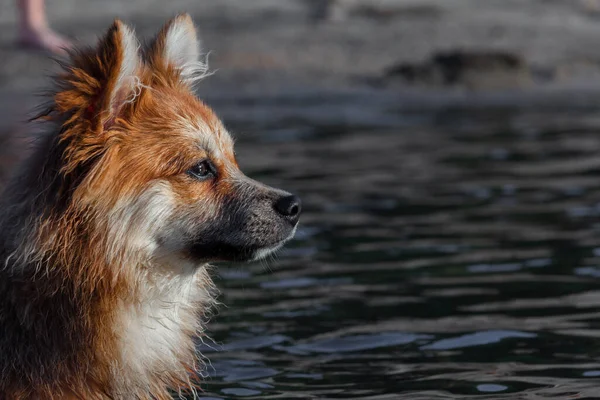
[0,14,300,399]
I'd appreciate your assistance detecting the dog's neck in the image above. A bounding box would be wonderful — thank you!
[111,261,215,397]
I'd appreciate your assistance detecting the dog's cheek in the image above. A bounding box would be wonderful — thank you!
[161,182,225,248]
[105,180,177,262]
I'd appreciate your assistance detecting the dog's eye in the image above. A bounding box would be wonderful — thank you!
[188,160,215,180]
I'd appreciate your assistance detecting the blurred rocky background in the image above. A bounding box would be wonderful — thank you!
[3,1,600,115]
[3,0,600,174]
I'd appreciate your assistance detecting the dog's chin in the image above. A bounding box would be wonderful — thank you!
[250,241,286,262]
[188,225,297,263]
[250,225,297,262]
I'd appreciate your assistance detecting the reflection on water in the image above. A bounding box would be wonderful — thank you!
[197,105,600,399]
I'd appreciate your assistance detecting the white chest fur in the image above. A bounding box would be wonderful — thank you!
[114,265,214,389]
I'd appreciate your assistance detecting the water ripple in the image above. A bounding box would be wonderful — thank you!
[200,109,600,398]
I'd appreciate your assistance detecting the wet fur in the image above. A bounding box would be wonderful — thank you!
[0,15,297,399]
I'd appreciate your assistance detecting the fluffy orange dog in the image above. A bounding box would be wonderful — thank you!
[0,15,300,399]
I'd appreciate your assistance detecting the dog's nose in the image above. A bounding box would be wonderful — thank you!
[274,194,302,225]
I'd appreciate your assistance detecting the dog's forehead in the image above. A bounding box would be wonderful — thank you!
[176,103,234,156]
[149,85,235,158]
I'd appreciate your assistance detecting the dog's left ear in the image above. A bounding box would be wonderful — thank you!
[53,19,142,131]
[149,14,206,87]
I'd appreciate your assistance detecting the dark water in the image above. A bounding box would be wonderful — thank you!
[197,102,600,399]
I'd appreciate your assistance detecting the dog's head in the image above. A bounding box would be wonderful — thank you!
[48,15,300,266]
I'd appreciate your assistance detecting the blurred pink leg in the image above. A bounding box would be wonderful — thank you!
[17,0,72,55]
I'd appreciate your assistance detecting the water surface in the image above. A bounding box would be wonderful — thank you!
[197,104,600,399]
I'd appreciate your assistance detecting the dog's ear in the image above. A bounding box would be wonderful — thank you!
[54,19,142,130]
[149,14,207,87]
[93,20,142,128]
[50,20,143,174]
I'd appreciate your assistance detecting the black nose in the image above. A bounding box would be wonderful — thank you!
[274,194,302,225]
